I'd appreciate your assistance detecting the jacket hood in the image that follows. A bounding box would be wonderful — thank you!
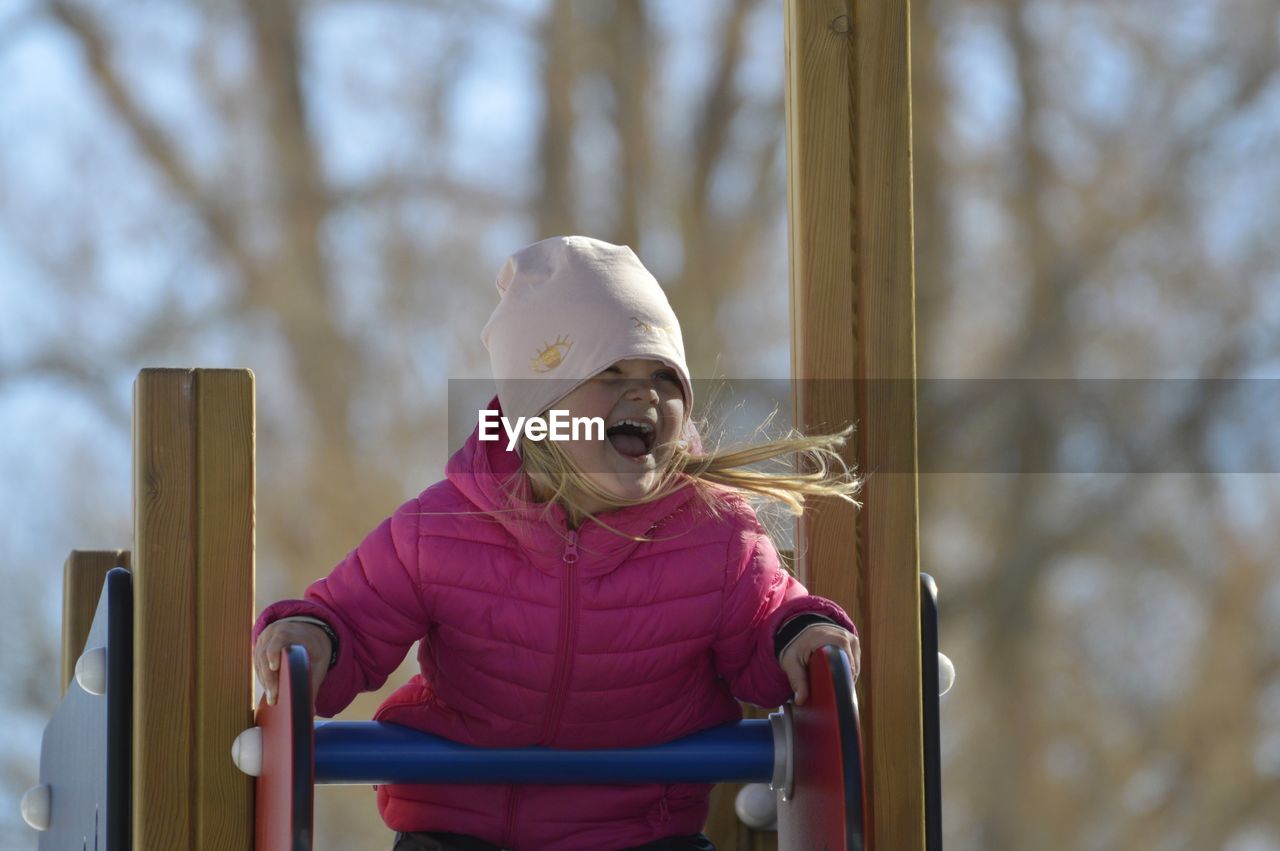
[445,395,701,577]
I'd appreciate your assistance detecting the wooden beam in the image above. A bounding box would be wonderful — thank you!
[132,368,255,850]
[132,368,196,848]
[784,2,924,850]
[60,550,130,696]
[194,369,256,850]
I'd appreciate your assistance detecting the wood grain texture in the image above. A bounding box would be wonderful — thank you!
[133,368,197,850]
[784,1,925,848]
[853,2,925,847]
[193,369,256,850]
[133,368,256,850]
[61,549,129,697]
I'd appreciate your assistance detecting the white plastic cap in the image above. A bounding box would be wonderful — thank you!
[734,783,777,830]
[75,647,107,696]
[939,652,956,697]
[21,784,50,831]
[231,727,263,777]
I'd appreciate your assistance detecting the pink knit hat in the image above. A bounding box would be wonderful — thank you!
[480,236,694,427]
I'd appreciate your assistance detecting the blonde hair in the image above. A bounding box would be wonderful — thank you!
[518,403,862,541]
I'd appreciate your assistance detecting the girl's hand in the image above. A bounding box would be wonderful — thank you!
[253,621,333,709]
[779,625,861,706]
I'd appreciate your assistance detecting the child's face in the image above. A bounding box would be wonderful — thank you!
[548,358,686,511]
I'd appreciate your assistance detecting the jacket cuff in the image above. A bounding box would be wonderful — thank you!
[774,613,841,660]
[759,596,857,685]
[254,599,360,716]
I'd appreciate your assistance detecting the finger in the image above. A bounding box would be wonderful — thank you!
[254,648,278,692]
[264,643,285,705]
[782,659,807,705]
[253,656,272,692]
[310,665,326,706]
[252,665,277,701]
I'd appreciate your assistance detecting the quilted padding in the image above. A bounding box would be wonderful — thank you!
[254,395,855,851]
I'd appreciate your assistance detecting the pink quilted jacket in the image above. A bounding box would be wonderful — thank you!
[255,396,856,850]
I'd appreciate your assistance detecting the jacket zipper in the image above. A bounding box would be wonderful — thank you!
[538,529,579,744]
[502,528,579,848]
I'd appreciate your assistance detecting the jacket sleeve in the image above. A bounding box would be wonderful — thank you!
[712,515,857,709]
[253,497,428,717]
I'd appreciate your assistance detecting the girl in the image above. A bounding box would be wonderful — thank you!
[253,236,862,851]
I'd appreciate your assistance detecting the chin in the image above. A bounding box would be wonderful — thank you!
[579,468,641,501]
[606,466,673,501]
[578,447,675,506]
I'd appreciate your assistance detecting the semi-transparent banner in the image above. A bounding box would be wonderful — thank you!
[445,378,1280,473]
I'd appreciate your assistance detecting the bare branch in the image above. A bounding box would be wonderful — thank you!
[330,174,526,215]
[45,0,266,293]
[604,0,653,250]
[534,0,577,235]
[687,0,753,223]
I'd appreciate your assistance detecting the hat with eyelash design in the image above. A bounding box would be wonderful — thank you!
[481,236,694,436]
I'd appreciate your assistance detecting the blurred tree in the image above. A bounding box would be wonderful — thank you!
[910,0,1280,848]
[2,0,1280,848]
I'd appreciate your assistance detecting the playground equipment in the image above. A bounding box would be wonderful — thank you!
[24,541,953,850]
[22,399,953,849]
[25,557,948,851]
[18,369,953,849]
[22,567,132,849]
[24,369,256,851]
[231,644,868,851]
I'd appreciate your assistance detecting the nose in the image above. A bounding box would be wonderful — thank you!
[623,378,660,403]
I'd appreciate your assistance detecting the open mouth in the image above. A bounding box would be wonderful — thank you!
[605,419,656,459]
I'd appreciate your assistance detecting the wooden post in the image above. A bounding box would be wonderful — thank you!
[61,550,130,696]
[785,2,924,850]
[132,368,256,850]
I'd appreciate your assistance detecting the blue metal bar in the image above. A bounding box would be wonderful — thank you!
[314,719,776,785]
